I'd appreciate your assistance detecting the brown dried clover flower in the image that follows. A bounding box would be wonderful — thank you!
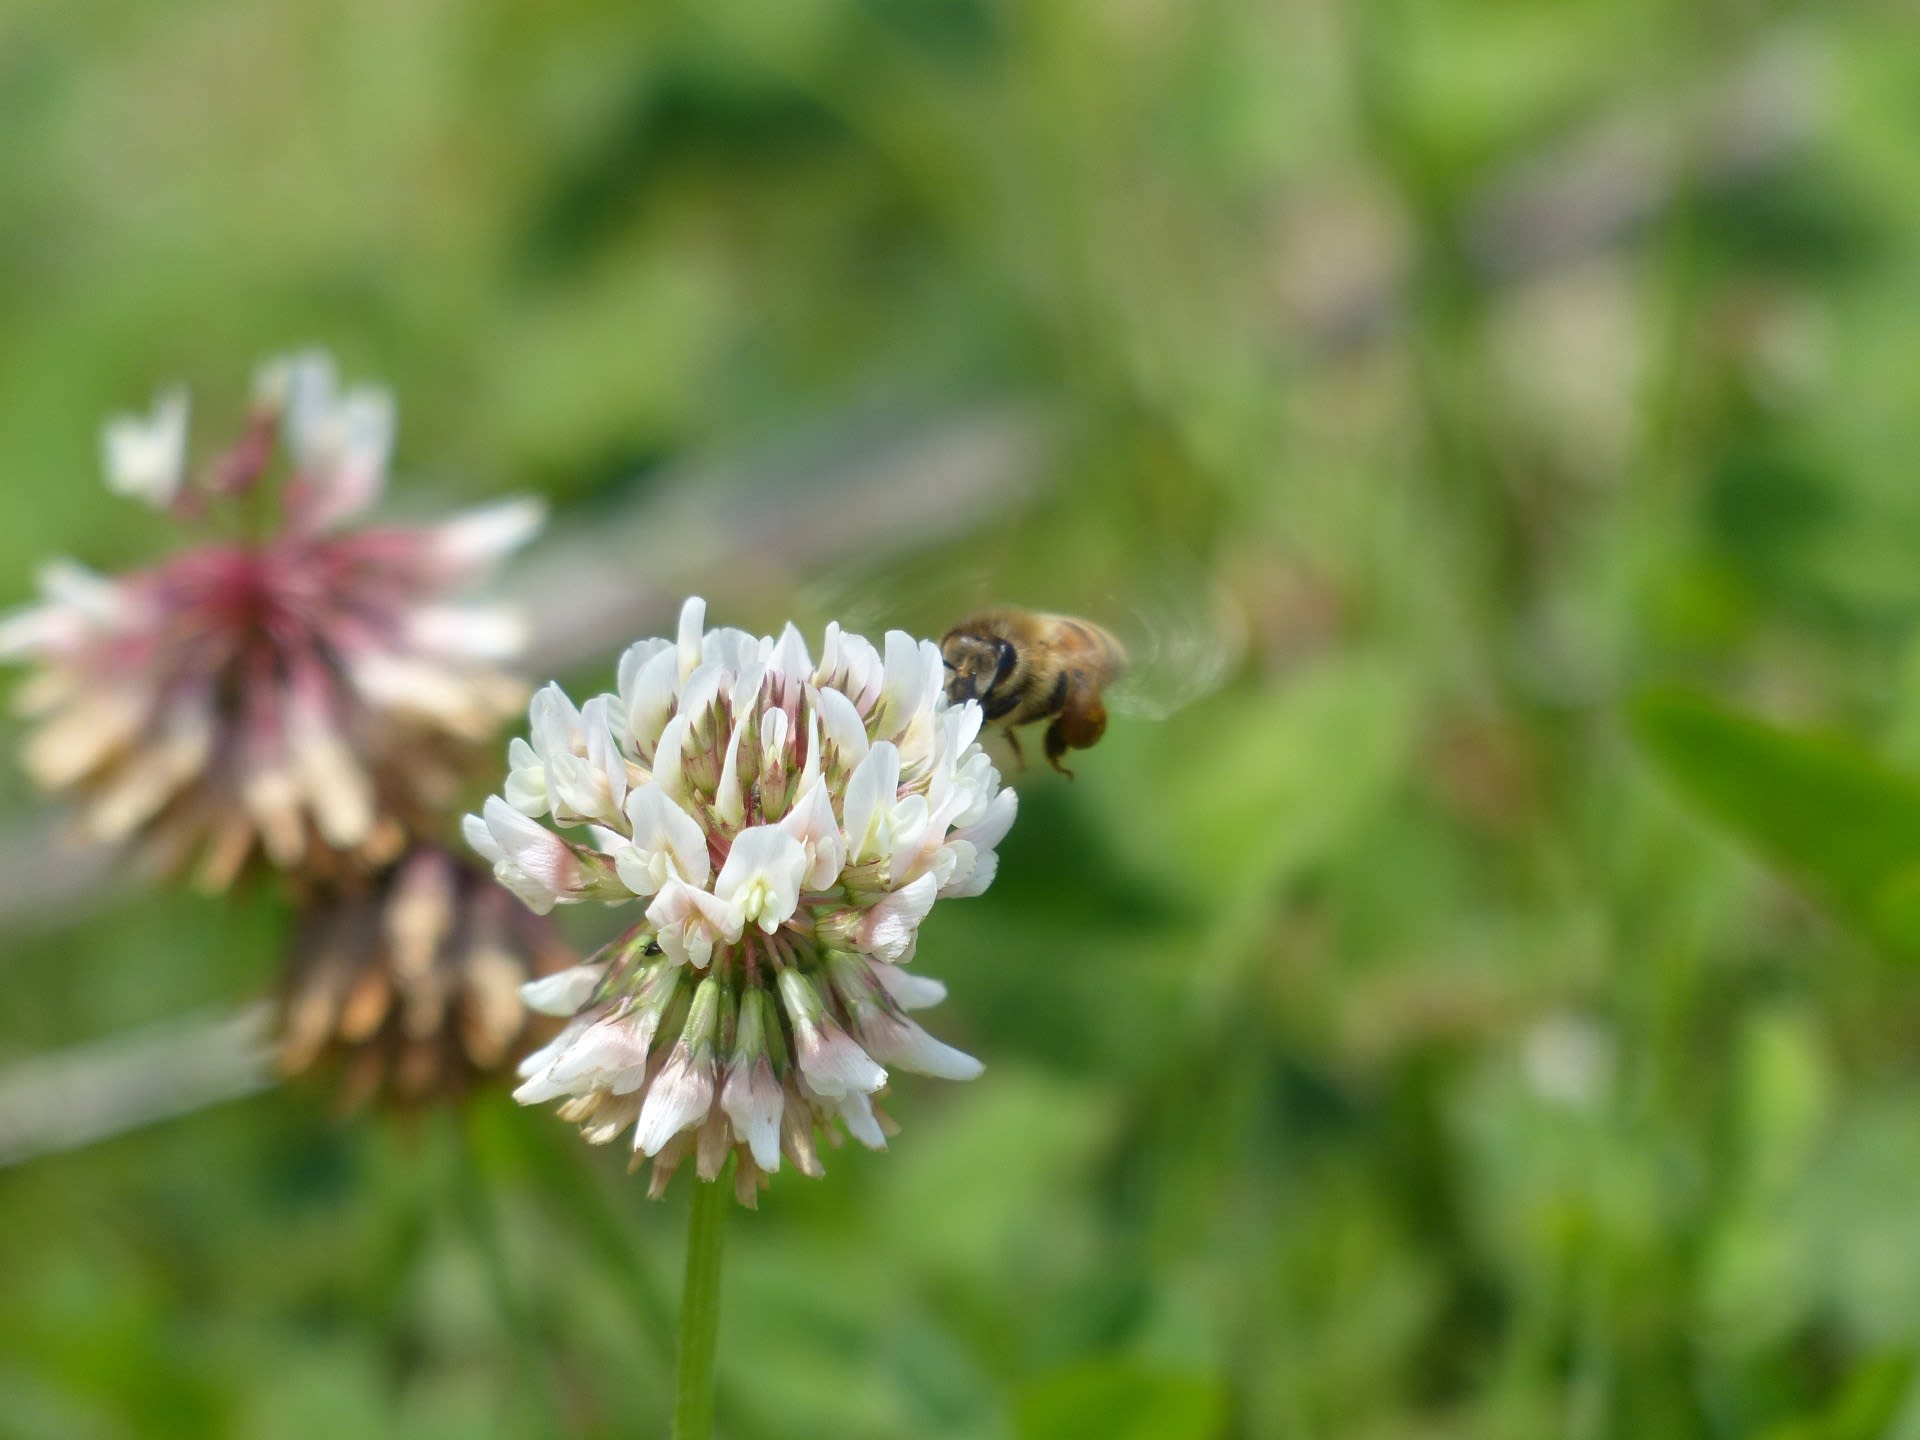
[278,846,578,1109]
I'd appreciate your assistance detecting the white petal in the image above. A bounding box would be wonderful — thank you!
[623,783,713,891]
[767,623,812,685]
[625,647,681,758]
[634,1055,715,1156]
[843,741,901,863]
[780,781,845,892]
[873,964,948,1011]
[714,826,808,934]
[101,387,189,509]
[837,1091,888,1150]
[814,685,870,771]
[617,636,673,708]
[462,811,505,865]
[955,785,1017,852]
[520,962,609,1017]
[857,873,938,962]
[425,498,547,574]
[863,1014,983,1081]
[721,1061,784,1172]
[581,694,628,813]
[778,969,886,1098]
[676,597,708,684]
[545,1013,657,1095]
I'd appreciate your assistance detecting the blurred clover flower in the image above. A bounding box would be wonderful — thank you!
[278,846,576,1108]
[468,597,1015,1203]
[0,353,544,889]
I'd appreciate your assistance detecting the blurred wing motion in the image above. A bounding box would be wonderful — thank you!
[1100,562,1247,721]
[800,544,1245,772]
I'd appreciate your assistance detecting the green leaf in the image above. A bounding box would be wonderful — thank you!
[1630,690,1920,957]
[1016,1361,1227,1440]
[1760,1352,1917,1440]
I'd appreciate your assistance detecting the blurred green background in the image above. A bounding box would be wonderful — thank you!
[7,1,1920,1437]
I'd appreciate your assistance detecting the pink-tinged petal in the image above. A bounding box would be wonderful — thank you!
[777,968,886,1098]
[479,796,593,912]
[873,964,948,1011]
[858,873,938,963]
[721,1063,783,1169]
[634,978,722,1154]
[720,990,784,1171]
[515,1015,591,1081]
[520,962,609,1017]
[538,1011,658,1098]
[714,826,808,934]
[633,1052,718,1159]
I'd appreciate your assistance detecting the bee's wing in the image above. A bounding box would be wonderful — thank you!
[795,550,999,648]
[1103,565,1248,722]
[797,540,1244,721]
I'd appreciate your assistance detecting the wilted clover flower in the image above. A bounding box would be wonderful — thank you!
[467,597,1016,1203]
[278,846,577,1109]
[0,354,544,888]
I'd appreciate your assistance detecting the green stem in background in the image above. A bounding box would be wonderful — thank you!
[454,1112,562,1437]
[672,1175,729,1440]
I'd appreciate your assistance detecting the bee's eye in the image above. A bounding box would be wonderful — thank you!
[990,638,1018,691]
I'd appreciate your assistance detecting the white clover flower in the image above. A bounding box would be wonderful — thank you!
[471,597,1016,1204]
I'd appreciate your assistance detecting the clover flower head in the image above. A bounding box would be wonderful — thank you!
[278,846,578,1108]
[469,597,1016,1203]
[0,352,545,887]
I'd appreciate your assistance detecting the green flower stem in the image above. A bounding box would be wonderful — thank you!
[672,1174,729,1440]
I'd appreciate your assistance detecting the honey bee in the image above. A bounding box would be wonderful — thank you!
[940,609,1128,775]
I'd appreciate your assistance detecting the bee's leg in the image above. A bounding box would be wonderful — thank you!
[1003,725,1027,771]
[1044,692,1108,777]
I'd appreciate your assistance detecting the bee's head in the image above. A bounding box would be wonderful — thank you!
[939,630,1016,706]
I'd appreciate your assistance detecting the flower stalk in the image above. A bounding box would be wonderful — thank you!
[672,1173,729,1440]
